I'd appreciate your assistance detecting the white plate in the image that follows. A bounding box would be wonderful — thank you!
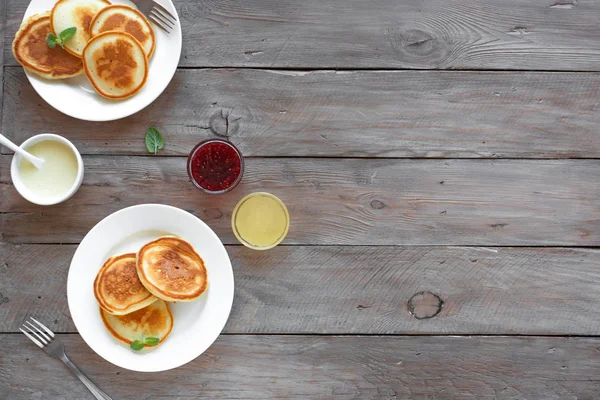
[21,0,182,121]
[67,204,234,372]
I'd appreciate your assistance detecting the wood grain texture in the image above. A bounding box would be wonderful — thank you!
[4,67,600,158]
[0,0,6,126]
[5,0,600,70]
[2,334,600,399]
[3,0,600,396]
[2,244,600,335]
[2,158,600,245]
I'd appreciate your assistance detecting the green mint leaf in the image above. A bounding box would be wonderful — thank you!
[59,27,77,42]
[144,337,160,346]
[46,33,57,49]
[145,126,164,155]
[130,340,144,351]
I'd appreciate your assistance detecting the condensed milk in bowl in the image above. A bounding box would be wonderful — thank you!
[10,133,84,205]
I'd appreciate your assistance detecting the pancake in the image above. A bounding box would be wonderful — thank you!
[137,236,208,302]
[90,5,155,58]
[100,300,173,347]
[12,12,83,79]
[51,0,111,57]
[82,31,148,99]
[94,253,158,315]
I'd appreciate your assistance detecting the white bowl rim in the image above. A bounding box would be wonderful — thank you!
[10,133,84,205]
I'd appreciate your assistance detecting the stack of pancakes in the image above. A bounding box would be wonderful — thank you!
[94,236,208,350]
[13,0,155,99]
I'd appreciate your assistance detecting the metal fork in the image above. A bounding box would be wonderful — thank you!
[20,317,113,400]
[132,0,177,34]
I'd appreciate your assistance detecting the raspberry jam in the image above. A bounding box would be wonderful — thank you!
[187,139,243,194]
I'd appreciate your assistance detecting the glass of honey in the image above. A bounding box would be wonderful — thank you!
[232,192,290,250]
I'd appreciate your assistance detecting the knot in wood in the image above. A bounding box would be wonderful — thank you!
[408,291,443,319]
[370,200,386,209]
[388,28,449,65]
[179,0,210,20]
[209,109,240,138]
[400,29,436,55]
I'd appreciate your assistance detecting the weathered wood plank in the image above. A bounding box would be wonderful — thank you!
[5,0,600,70]
[2,334,600,399]
[4,67,600,158]
[2,244,600,335]
[2,158,600,246]
[0,0,6,126]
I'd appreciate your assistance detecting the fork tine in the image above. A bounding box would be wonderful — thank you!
[23,322,48,345]
[152,6,175,25]
[30,317,55,338]
[152,1,176,23]
[25,321,52,342]
[148,15,171,34]
[150,10,174,28]
[20,328,44,348]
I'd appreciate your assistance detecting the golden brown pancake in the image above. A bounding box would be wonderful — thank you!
[50,0,111,57]
[94,253,158,315]
[12,12,83,79]
[90,5,155,58]
[82,31,148,99]
[100,300,173,347]
[137,236,208,302]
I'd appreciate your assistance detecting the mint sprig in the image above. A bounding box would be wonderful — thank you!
[130,340,144,351]
[145,126,164,155]
[144,337,160,346]
[130,336,160,351]
[47,27,76,49]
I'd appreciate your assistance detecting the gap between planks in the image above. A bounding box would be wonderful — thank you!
[5,332,600,338]
[170,66,600,73]
[5,242,600,249]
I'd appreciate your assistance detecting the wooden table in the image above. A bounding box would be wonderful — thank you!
[2,0,600,398]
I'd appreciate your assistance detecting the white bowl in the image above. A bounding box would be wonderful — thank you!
[10,134,84,205]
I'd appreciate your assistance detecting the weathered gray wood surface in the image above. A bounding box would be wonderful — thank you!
[5,0,600,70]
[2,244,600,335]
[0,0,6,126]
[4,67,600,158]
[2,334,600,399]
[2,158,600,245]
[3,0,600,396]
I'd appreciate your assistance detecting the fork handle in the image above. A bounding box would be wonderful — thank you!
[60,354,113,400]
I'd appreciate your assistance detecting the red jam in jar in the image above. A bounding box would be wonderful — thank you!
[187,139,244,194]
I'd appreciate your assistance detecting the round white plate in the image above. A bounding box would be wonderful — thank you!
[67,204,234,372]
[21,0,182,121]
